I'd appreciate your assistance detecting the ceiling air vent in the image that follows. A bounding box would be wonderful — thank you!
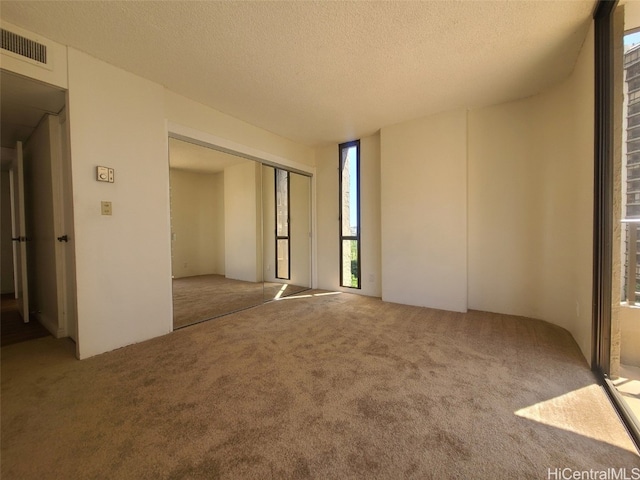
[1,28,47,65]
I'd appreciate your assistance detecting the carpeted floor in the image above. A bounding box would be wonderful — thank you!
[172,274,310,329]
[2,292,639,479]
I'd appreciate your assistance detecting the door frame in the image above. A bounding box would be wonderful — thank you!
[5,99,77,351]
[56,107,78,342]
[165,122,318,291]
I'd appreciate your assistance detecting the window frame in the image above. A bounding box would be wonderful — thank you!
[339,139,361,289]
[275,168,291,280]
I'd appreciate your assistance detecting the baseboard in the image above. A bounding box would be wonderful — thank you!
[34,312,66,338]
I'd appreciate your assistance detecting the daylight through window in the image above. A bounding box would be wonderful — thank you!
[339,140,360,289]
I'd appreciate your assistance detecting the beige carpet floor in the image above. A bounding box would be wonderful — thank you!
[172,275,310,329]
[2,292,639,479]
[172,274,263,328]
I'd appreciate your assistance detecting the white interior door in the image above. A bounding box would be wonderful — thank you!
[57,110,77,341]
[10,141,29,322]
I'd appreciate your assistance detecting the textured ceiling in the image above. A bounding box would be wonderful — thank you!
[0,1,595,146]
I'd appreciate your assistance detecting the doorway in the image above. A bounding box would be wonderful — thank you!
[0,69,77,350]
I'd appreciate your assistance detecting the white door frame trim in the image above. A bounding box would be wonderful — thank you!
[165,121,318,290]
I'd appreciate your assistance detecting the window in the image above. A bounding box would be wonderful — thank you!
[275,168,290,280]
[339,140,360,289]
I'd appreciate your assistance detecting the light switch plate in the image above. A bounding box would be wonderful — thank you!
[101,201,112,216]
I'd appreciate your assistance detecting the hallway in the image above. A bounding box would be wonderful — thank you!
[1,293,50,347]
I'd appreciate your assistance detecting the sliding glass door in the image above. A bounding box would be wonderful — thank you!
[593,0,640,449]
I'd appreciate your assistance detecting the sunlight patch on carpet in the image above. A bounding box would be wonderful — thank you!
[276,291,341,301]
[515,385,636,452]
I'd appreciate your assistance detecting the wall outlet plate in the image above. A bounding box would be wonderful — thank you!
[101,201,112,216]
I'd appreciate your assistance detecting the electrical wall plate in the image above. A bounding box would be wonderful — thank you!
[97,166,115,183]
[101,201,112,216]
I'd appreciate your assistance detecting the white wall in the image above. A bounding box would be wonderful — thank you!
[468,24,594,361]
[290,172,311,288]
[316,133,382,297]
[224,161,262,283]
[169,169,224,278]
[67,48,173,359]
[549,21,595,361]
[380,111,468,312]
[1,170,15,294]
[315,145,335,291]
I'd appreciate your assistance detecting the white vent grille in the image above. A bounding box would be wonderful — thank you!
[1,28,47,64]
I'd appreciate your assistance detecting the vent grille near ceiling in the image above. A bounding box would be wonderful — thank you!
[1,28,47,64]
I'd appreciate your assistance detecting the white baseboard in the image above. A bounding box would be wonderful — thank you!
[34,312,66,338]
